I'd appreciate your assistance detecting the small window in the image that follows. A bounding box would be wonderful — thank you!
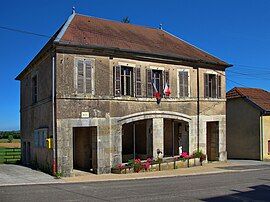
[178,70,189,98]
[34,128,48,148]
[32,75,38,103]
[204,73,221,98]
[75,59,94,94]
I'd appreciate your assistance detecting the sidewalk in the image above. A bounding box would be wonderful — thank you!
[63,160,270,183]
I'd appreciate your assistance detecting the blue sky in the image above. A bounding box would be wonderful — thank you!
[1,0,270,130]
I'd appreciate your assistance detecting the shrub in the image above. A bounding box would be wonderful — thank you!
[142,158,152,171]
[192,150,206,163]
[7,135,13,143]
[133,159,142,173]
[55,171,62,179]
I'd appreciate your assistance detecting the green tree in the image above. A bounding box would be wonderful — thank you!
[121,17,130,23]
[8,135,13,143]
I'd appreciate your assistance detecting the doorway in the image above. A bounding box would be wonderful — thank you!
[73,127,96,172]
[207,121,219,161]
[122,119,150,162]
[164,119,189,157]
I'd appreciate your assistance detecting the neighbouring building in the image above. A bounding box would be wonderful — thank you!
[16,12,231,176]
[227,87,270,161]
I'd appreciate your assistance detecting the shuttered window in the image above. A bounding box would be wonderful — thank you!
[75,59,94,94]
[164,70,169,85]
[114,65,121,96]
[114,66,135,96]
[146,69,153,97]
[217,75,221,98]
[146,69,164,97]
[135,67,142,96]
[204,73,221,98]
[179,70,189,97]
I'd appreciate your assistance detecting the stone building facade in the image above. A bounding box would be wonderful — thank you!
[16,12,231,176]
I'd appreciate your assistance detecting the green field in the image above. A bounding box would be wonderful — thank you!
[0,148,21,164]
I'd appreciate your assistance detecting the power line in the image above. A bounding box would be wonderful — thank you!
[0,25,53,39]
[1,23,268,92]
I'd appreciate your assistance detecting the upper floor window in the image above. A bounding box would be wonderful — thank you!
[146,69,169,97]
[32,75,38,104]
[114,65,142,97]
[204,73,221,98]
[121,67,133,96]
[178,70,189,98]
[75,58,94,94]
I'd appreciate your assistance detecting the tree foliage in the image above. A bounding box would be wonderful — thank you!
[0,131,20,139]
[121,16,130,23]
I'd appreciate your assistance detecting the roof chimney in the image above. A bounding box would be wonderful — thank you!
[159,23,163,30]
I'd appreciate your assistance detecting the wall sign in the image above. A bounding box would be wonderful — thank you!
[81,112,89,118]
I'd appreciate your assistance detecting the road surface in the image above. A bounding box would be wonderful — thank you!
[1,164,270,201]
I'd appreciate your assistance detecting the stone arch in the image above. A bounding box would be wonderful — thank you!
[118,111,191,125]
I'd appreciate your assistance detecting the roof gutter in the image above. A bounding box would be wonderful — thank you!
[54,41,233,69]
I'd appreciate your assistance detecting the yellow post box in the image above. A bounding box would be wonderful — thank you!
[46,138,53,149]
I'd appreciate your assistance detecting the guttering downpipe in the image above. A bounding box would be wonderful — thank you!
[52,55,56,175]
[260,113,264,161]
[197,67,200,151]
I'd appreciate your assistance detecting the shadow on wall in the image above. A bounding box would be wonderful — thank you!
[201,185,270,201]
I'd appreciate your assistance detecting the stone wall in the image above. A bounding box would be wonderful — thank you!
[20,53,53,170]
[54,52,227,176]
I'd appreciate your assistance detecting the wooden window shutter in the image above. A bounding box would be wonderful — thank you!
[163,70,169,97]
[146,69,153,97]
[77,60,84,93]
[135,67,142,97]
[217,75,221,98]
[85,60,92,93]
[212,75,217,98]
[114,65,121,96]
[179,71,184,97]
[183,72,189,97]
[179,71,188,97]
[204,73,209,98]
[165,70,169,85]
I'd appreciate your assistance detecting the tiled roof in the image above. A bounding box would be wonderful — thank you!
[227,87,270,112]
[58,14,230,67]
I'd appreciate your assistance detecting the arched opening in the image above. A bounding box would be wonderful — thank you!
[122,119,152,162]
[163,119,189,157]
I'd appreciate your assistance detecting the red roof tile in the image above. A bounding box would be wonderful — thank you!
[59,14,230,67]
[227,87,270,112]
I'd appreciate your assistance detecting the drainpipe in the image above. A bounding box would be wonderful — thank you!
[197,67,200,151]
[52,55,56,175]
[260,114,264,161]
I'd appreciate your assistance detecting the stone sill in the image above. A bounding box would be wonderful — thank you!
[56,96,226,102]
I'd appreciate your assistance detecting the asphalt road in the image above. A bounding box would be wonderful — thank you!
[1,167,270,202]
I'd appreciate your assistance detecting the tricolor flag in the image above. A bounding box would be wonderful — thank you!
[164,82,171,97]
[153,81,161,104]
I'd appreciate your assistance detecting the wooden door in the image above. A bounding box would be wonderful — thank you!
[207,122,219,161]
[73,127,92,171]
